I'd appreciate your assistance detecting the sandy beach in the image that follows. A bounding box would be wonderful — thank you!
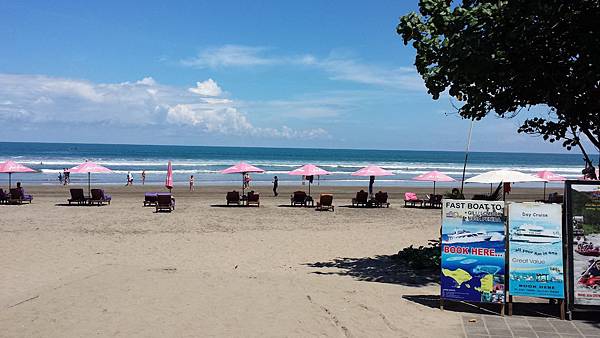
[0,184,552,337]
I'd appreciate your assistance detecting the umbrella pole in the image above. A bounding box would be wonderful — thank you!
[543,182,547,200]
[8,172,11,189]
[88,172,91,196]
[308,181,311,196]
[433,181,436,195]
[242,173,245,196]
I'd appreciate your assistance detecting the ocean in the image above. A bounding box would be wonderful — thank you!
[0,142,590,188]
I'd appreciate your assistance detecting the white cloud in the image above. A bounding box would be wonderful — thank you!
[188,78,223,97]
[181,45,277,68]
[312,56,425,90]
[0,73,328,139]
[180,45,425,90]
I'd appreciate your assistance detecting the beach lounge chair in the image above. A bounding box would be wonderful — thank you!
[374,191,390,208]
[404,192,423,207]
[68,188,88,205]
[246,191,260,207]
[9,188,33,204]
[290,191,308,206]
[155,193,175,212]
[351,190,369,207]
[472,183,502,201]
[143,192,158,206]
[226,191,241,206]
[423,194,443,208]
[90,189,111,206]
[315,194,334,211]
[0,188,8,204]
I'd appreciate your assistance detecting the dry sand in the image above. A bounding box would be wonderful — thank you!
[0,184,553,337]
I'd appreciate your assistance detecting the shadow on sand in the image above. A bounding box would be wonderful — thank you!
[209,204,258,208]
[54,203,106,207]
[304,254,438,287]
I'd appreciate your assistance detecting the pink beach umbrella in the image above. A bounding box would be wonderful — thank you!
[537,170,566,198]
[413,170,456,195]
[351,165,393,197]
[0,160,36,188]
[165,161,174,192]
[220,162,265,194]
[69,161,112,196]
[288,164,330,196]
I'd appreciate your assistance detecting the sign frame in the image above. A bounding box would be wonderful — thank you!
[565,180,600,318]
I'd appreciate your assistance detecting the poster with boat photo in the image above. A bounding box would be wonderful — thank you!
[568,184,600,306]
[508,203,564,299]
[441,200,506,303]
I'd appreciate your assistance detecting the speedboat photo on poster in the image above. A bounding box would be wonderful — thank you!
[441,200,506,303]
[508,202,564,299]
[569,184,600,306]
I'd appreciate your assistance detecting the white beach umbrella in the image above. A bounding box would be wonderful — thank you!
[465,170,544,201]
[464,170,544,184]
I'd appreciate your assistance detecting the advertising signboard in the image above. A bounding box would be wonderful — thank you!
[508,202,564,298]
[567,182,600,306]
[441,199,506,303]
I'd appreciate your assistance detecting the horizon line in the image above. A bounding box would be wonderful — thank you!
[0,140,593,157]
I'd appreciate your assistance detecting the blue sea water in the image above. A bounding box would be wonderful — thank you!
[0,141,590,186]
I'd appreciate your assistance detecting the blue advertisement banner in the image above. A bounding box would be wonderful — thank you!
[508,203,564,299]
[441,200,506,303]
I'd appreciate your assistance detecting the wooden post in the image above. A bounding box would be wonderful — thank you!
[507,294,513,316]
[559,299,566,320]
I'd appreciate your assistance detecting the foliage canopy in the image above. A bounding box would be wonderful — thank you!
[398,0,600,163]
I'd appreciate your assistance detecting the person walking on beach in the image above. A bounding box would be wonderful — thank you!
[141,170,146,185]
[58,172,63,184]
[189,175,195,192]
[243,173,251,189]
[126,171,133,186]
[63,168,70,185]
[272,176,279,196]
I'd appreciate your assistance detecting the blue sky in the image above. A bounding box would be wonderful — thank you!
[0,1,580,153]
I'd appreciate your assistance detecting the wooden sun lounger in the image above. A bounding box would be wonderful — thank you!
[9,188,33,204]
[316,193,334,211]
[155,193,175,212]
[245,191,260,207]
[291,191,309,206]
[374,191,390,208]
[404,192,423,207]
[351,190,369,207]
[226,191,241,206]
[144,192,158,206]
[423,194,443,208]
[90,189,111,206]
[68,188,88,205]
[0,188,9,204]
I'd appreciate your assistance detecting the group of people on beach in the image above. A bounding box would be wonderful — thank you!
[58,168,70,185]
[57,169,280,196]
